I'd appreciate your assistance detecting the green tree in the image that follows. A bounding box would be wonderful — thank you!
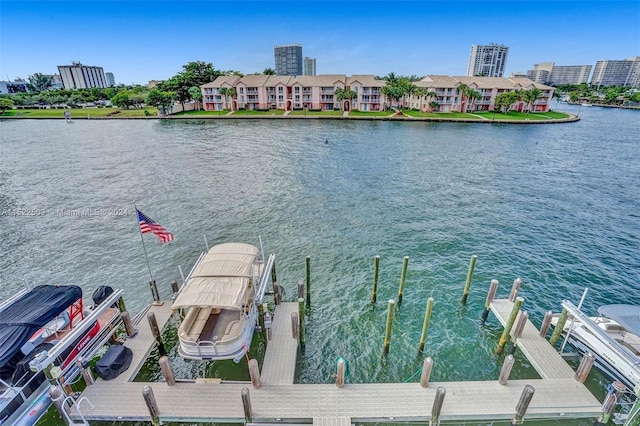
[27,73,53,93]
[189,86,203,110]
[0,97,14,113]
[413,87,427,110]
[263,68,276,75]
[494,91,519,113]
[456,83,470,112]
[428,100,439,112]
[335,87,357,110]
[219,87,237,110]
[181,61,221,86]
[466,89,481,112]
[146,88,175,115]
[522,87,544,113]
[111,90,133,109]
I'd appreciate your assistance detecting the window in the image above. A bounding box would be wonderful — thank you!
[294,87,299,93]
[278,87,283,93]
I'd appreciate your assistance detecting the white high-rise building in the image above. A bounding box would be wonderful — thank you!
[57,62,108,89]
[304,57,316,76]
[591,57,640,87]
[105,72,115,87]
[467,44,509,77]
[527,62,592,85]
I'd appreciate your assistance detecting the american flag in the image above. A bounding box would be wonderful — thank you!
[136,208,174,244]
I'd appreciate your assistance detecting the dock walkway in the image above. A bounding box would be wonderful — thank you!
[69,299,602,424]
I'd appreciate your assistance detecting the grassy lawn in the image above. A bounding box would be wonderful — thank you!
[231,109,285,116]
[2,108,157,118]
[473,111,570,121]
[402,110,482,119]
[348,110,396,117]
[289,110,343,116]
[174,110,232,116]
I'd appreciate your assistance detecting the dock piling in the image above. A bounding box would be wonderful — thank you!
[397,256,409,304]
[549,307,568,346]
[291,312,299,339]
[305,256,311,307]
[148,312,166,356]
[258,303,267,340]
[430,386,446,426]
[496,297,524,354]
[76,356,94,386]
[511,384,535,425]
[461,255,477,304]
[297,280,304,299]
[481,279,499,323]
[273,282,281,305]
[241,387,252,423]
[336,357,345,388]
[372,255,380,304]
[142,385,160,426]
[170,280,179,295]
[149,279,161,305]
[248,359,261,389]
[508,311,529,355]
[298,298,305,346]
[264,312,273,341]
[383,299,396,356]
[539,310,553,338]
[48,386,67,425]
[508,278,522,302]
[271,261,277,283]
[122,311,136,337]
[499,354,515,385]
[419,357,433,388]
[418,297,434,353]
[574,352,595,383]
[159,356,175,386]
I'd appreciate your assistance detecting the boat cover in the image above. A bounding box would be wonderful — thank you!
[95,345,133,380]
[0,285,82,367]
[599,305,640,337]
[172,243,259,310]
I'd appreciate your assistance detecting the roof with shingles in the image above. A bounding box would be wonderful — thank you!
[265,76,293,86]
[201,75,241,88]
[291,74,346,87]
[416,75,553,91]
[237,74,271,87]
[347,75,385,87]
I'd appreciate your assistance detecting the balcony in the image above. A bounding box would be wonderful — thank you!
[321,88,334,94]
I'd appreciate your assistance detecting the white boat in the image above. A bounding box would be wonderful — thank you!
[0,284,124,426]
[552,300,640,392]
[172,243,275,362]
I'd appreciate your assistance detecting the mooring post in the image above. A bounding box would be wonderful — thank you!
[511,384,535,425]
[264,311,273,341]
[596,381,627,425]
[121,311,136,337]
[241,387,252,423]
[539,310,553,338]
[142,385,160,426]
[397,256,409,304]
[117,296,127,314]
[170,280,179,295]
[430,386,446,426]
[336,357,345,388]
[148,312,166,356]
[420,357,433,388]
[372,255,380,304]
[149,279,162,305]
[76,356,94,385]
[158,356,175,386]
[549,307,568,346]
[499,354,515,385]
[419,297,434,353]
[271,261,277,283]
[574,352,595,383]
[305,256,311,307]
[508,311,529,355]
[297,280,304,299]
[382,299,396,356]
[497,297,524,354]
[480,279,499,323]
[248,359,261,389]
[461,255,477,304]
[617,383,639,426]
[508,278,522,302]
[298,298,305,346]
[258,303,266,340]
[48,385,67,424]
[273,282,281,305]
[291,312,299,339]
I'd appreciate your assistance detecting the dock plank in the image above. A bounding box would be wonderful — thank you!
[261,302,298,385]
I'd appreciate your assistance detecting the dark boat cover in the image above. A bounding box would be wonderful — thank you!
[95,345,132,380]
[599,304,640,337]
[0,285,82,367]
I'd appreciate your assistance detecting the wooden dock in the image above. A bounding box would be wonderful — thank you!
[67,299,602,424]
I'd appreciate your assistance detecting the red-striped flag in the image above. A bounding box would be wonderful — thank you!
[136,208,174,244]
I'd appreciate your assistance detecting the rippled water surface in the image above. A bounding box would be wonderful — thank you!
[1,105,639,424]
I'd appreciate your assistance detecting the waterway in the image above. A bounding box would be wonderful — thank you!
[0,104,639,425]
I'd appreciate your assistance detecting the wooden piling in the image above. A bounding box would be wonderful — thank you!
[76,356,95,385]
[273,282,281,305]
[148,312,166,356]
[336,357,345,388]
[397,256,409,304]
[418,297,434,353]
[298,298,305,346]
[481,279,499,323]
[509,278,522,302]
[291,312,299,339]
[264,312,273,341]
[496,297,524,354]
[431,386,446,426]
[549,307,568,346]
[258,303,267,340]
[248,359,261,389]
[498,354,515,385]
[461,255,477,304]
[372,255,380,304]
[142,385,160,426]
[539,310,553,338]
[297,280,304,299]
[420,357,433,388]
[122,311,136,337]
[382,299,395,356]
[48,385,66,423]
[170,280,179,294]
[574,352,595,383]
[508,311,529,355]
[117,296,127,314]
[271,261,277,283]
[149,279,161,305]
[241,387,252,423]
[305,256,311,307]
[159,356,175,386]
[511,384,535,425]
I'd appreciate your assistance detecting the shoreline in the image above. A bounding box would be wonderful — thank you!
[0,113,580,124]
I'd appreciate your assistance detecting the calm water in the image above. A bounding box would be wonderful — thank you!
[1,105,639,424]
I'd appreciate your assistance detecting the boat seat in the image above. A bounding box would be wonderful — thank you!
[224,320,242,338]
[178,307,212,342]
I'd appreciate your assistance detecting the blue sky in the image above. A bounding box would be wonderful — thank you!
[1,1,639,85]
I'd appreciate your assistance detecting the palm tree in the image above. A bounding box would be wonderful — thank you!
[466,90,481,113]
[522,87,544,113]
[263,68,276,75]
[457,83,469,112]
[219,87,236,110]
[428,100,439,112]
[335,87,357,111]
[413,87,427,111]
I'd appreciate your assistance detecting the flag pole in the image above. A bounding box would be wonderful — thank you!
[134,202,154,282]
